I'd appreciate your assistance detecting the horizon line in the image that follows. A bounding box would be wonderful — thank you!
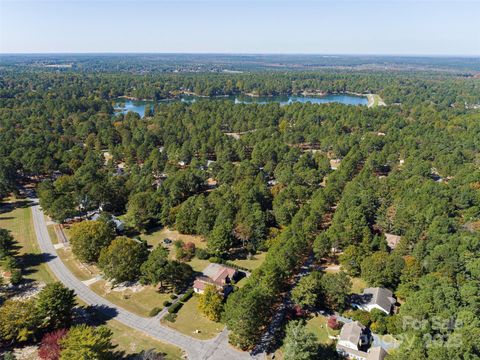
[1,52,480,58]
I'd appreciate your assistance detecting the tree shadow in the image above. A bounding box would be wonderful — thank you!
[75,304,119,326]
[18,252,56,277]
[0,199,35,214]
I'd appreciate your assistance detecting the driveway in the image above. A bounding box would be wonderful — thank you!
[30,200,252,360]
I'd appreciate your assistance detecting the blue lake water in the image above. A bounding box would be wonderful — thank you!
[114,94,368,117]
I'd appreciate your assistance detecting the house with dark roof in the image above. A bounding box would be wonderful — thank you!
[351,287,396,315]
[193,263,237,296]
[336,321,387,360]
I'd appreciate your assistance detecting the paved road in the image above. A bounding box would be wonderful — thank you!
[30,200,252,360]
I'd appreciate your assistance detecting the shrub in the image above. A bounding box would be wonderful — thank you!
[173,239,184,249]
[10,268,22,285]
[170,294,178,300]
[163,300,172,307]
[38,329,68,360]
[164,313,177,323]
[208,256,222,264]
[180,289,194,302]
[195,248,210,260]
[168,302,183,314]
[149,307,162,317]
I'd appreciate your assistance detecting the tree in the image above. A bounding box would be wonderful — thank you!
[37,282,76,329]
[162,260,194,293]
[339,244,365,276]
[207,222,235,256]
[223,285,274,350]
[0,299,39,344]
[125,191,160,232]
[39,329,68,360]
[98,236,149,284]
[361,251,404,288]
[283,321,319,360]
[59,325,114,360]
[140,245,169,287]
[69,221,115,263]
[198,284,224,321]
[291,272,322,310]
[0,228,14,260]
[319,271,352,311]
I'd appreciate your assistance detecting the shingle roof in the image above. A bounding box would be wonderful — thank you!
[363,287,396,313]
[339,321,366,345]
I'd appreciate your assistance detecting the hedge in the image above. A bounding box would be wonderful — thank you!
[168,302,183,314]
[149,307,162,317]
[180,288,194,302]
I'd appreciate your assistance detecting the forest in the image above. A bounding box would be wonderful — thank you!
[0,60,480,359]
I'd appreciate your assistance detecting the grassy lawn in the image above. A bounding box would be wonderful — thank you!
[367,94,386,108]
[351,277,368,294]
[186,257,210,273]
[142,227,206,249]
[161,295,223,340]
[90,280,171,318]
[230,251,266,271]
[0,199,55,284]
[46,223,59,244]
[305,314,339,345]
[107,319,184,360]
[56,246,100,281]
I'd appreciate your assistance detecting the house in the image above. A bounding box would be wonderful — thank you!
[385,233,401,250]
[330,159,342,170]
[193,263,237,296]
[90,212,124,232]
[351,287,396,315]
[336,321,387,360]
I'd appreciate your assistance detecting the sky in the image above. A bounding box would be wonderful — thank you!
[0,0,479,56]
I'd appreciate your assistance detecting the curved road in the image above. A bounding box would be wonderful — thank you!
[31,201,252,360]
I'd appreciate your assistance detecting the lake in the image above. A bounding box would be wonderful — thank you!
[114,93,368,117]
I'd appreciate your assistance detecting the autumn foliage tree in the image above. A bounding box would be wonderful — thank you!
[38,329,68,360]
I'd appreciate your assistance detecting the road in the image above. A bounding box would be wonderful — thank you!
[30,200,252,360]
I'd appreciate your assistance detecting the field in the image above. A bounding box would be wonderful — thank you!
[351,277,368,294]
[0,199,55,284]
[90,280,171,317]
[161,295,224,340]
[305,314,339,344]
[367,94,386,108]
[107,320,184,359]
[230,251,266,271]
[142,227,207,249]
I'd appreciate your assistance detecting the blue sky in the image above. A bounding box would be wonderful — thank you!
[1,0,479,55]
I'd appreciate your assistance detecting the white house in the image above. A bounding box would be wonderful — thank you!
[352,287,396,315]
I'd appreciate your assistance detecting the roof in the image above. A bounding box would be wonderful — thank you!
[337,344,387,360]
[367,346,388,360]
[362,287,396,313]
[385,233,401,249]
[193,277,222,291]
[339,321,365,345]
[202,263,237,283]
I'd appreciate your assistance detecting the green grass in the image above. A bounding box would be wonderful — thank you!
[186,257,210,273]
[367,94,385,108]
[47,223,59,244]
[0,200,55,283]
[56,247,99,281]
[161,295,223,340]
[351,277,368,294]
[107,319,184,359]
[230,252,266,271]
[142,227,207,249]
[305,314,339,345]
[90,280,172,318]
